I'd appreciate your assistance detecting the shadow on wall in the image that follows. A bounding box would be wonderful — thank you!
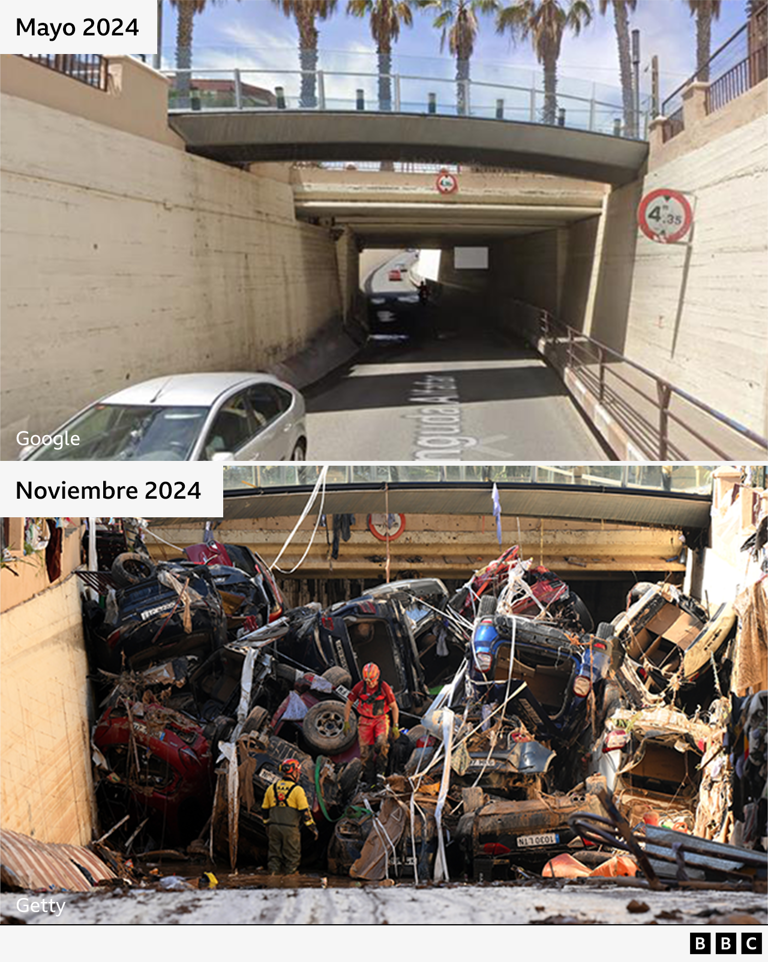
[561,217,599,333]
[589,179,644,355]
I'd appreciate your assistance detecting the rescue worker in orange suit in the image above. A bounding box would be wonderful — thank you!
[343,662,400,788]
[261,758,318,876]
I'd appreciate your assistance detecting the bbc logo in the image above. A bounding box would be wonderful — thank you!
[690,933,762,955]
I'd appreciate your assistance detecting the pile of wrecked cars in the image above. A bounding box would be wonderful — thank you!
[80,535,765,888]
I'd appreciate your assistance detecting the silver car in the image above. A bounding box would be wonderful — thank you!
[19,373,307,461]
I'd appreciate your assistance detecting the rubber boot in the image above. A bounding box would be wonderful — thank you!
[362,755,376,790]
[374,752,388,787]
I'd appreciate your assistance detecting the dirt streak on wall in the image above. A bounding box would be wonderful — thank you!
[0,92,342,457]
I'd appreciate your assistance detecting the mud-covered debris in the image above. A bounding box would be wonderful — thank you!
[627,900,650,913]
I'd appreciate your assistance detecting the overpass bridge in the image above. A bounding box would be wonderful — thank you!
[165,66,649,185]
[148,464,714,608]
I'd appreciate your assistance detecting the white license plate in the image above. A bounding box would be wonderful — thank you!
[139,602,175,621]
[517,832,559,847]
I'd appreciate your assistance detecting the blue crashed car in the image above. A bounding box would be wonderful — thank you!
[468,608,615,766]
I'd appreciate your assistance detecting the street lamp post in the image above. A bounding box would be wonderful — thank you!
[632,28,641,137]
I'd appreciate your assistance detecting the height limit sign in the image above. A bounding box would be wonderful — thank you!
[638,188,693,244]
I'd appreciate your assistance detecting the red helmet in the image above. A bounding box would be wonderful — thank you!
[280,758,301,781]
[362,663,380,687]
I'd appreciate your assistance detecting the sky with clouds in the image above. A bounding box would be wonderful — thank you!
[158,0,751,107]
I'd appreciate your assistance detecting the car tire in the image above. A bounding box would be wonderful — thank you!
[290,441,306,461]
[477,594,497,619]
[338,758,362,799]
[111,552,156,587]
[302,700,357,754]
[241,705,269,736]
[570,593,594,633]
[322,667,352,689]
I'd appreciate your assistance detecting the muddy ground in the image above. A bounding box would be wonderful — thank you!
[2,877,765,925]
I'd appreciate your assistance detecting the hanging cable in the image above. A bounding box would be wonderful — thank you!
[270,466,329,574]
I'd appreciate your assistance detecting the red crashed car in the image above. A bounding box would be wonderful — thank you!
[93,701,214,844]
[270,668,360,765]
[448,545,593,632]
[184,541,284,623]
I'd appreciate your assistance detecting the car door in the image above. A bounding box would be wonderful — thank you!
[199,390,258,461]
[245,384,295,460]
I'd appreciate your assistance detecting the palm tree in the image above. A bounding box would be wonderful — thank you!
[169,0,209,107]
[170,1,241,107]
[273,0,338,108]
[347,0,415,111]
[419,0,499,115]
[599,1,637,136]
[686,0,722,82]
[497,0,593,125]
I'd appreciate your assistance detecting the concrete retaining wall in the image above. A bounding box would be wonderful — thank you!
[0,91,343,458]
[623,113,768,438]
[0,576,95,845]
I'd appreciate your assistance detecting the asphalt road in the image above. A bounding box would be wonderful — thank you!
[305,287,609,461]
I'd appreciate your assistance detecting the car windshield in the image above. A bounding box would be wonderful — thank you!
[26,404,209,460]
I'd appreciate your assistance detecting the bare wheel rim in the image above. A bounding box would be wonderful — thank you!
[316,708,343,737]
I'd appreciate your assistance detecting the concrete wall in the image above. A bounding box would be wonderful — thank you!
[437,245,494,310]
[490,220,597,328]
[0,90,343,458]
[622,112,768,437]
[488,99,767,439]
[1,522,95,846]
[335,228,360,321]
[0,54,183,150]
[588,179,643,353]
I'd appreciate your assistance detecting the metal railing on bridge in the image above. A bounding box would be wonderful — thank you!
[223,463,720,494]
[164,66,650,141]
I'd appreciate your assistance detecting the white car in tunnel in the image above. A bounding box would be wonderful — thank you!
[19,373,307,461]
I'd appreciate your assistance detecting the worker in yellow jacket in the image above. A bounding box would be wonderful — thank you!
[261,758,318,875]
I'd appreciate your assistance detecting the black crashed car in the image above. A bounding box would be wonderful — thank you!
[85,560,227,672]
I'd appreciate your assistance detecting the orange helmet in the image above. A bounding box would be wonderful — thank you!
[362,663,380,687]
[280,758,301,781]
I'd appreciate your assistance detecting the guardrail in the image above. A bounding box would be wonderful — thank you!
[223,463,720,494]
[524,305,767,461]
[163,67,649,141]
[707,44,768,113]
[661,4,767,140]
[21,53,109,91]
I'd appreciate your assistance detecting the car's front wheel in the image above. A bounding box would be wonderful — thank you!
[302,700,357,754]
[290,440,306,461]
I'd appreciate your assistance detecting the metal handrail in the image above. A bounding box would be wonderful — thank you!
[662,2,767,114]
[167,66,628,112]
[21,53,109,91]
[706,44,768,113]
[528,304,767,460]
[163,66,643,138]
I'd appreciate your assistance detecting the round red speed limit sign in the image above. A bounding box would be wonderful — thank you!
[436,170,458,195]
[368,513,406,541]
[638,188,693,244]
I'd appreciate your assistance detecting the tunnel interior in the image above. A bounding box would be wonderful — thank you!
[277,571,681,630]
